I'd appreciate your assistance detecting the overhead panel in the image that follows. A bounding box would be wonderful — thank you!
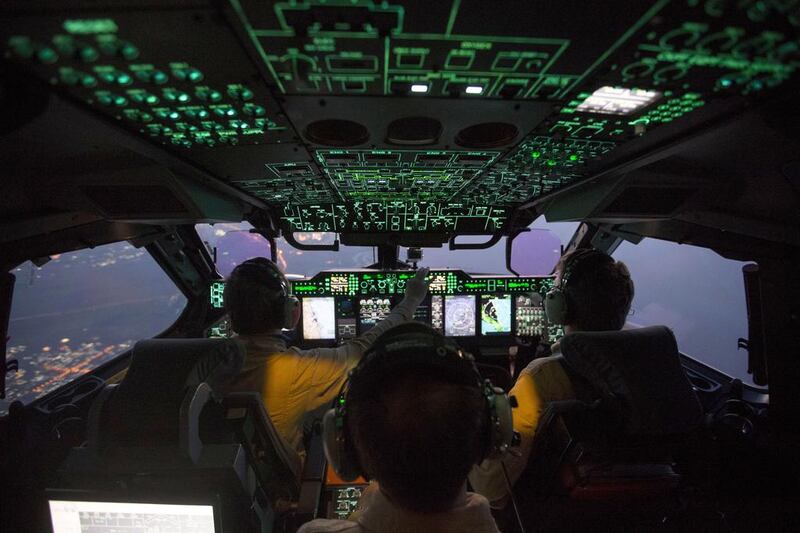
[2,0,798,234]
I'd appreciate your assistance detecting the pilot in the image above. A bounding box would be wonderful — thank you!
[220,258,430,463]
[469,248,634,506]
[300,322,507,533]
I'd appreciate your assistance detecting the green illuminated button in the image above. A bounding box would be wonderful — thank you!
[78,46,99,63]
[113,95,128,107]
[36,47,59,64]
[9,37,35,59]
[546,159,557,166]
[230,120,249,129]
[95,92,114,105]
[145,94,159,105]
[98,71,116,84]
[119,42,139,60]
[242,103,266,117]
[80,75,97,88]
[568,154,579,161]
[175,67,204,83]
[116,72,133,86]
[151,70,169,84]
[168,111,181,120]
[196,88,223,102]
[228,86,254,101]
[186,69,203,83]
[531,150,542,159]
[214,107,237,117]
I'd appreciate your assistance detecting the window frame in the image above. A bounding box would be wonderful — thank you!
[2,239,197,412]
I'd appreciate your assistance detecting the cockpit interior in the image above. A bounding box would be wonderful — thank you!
[1,1,799,531]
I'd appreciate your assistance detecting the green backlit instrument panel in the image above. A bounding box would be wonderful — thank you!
[280,202,509,232]
[209,270,554,308]
[209,271,560,342]
[4,13,292,149]
[3,0,798,233]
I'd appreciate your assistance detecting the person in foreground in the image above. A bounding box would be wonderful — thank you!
[469,247,634,506]
[300,322,513,533]
[219,258,429,462]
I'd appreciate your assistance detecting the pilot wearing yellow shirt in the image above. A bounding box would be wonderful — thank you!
[469,248,634,506]
[218,257,430,464]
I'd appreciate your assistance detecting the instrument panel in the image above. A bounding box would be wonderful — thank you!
[208,269,561,343]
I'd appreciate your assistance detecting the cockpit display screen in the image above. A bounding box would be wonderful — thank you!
[49,500,216,533]
[358,297,392,334]
[480,294,512,336]
[445,295,476,337]
[302,297,336,340]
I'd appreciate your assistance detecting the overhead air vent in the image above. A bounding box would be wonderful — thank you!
[603,186,697,216]
[80,184,192,219]
[455,122,518,148]
[386,116,442,146]
[304,119,369,146]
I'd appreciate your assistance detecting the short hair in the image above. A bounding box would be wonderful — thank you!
[223,259,287,334]
[348,364,487,513]
[556,249,634,331]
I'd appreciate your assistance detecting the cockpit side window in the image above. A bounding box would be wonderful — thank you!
[1,242,187,415]
[613,239,751,384]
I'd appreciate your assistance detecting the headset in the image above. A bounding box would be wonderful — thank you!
[322,322,514,481]
[544,248,613,326]
[234,257,299,329]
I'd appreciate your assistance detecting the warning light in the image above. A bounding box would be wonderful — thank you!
[411,84,429,93]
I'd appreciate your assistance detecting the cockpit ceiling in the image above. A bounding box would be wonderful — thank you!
[2,0,798,233]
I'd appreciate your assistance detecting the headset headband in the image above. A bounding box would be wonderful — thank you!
[559,248,612,291]
[235,257,289,298]
[323,322,513,481]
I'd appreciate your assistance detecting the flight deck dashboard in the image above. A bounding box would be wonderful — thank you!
[208,269,560,343]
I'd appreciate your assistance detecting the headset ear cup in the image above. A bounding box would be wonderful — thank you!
[322,408,361,481]
[544,288,568,326]
[485,386,514,460]
[284,296,300,329]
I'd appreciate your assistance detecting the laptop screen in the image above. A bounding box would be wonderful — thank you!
[49,499,216,533]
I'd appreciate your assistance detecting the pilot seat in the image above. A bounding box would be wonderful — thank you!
[508,326,705,532]
[52,338,302,533]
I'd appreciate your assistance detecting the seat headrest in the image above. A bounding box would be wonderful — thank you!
[560,326,703,436]
[101,338,245,448]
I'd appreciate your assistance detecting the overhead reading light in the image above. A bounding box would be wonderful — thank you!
[410,84,429,93]
[465,85,484,95]
[576,86,661,115]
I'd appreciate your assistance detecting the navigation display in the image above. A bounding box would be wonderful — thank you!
[480,294,512,336]
[49,500,215,533]
[445,295,476,337]
[358,297,392,333]
[302,297,336,340]
[515,294,546,338]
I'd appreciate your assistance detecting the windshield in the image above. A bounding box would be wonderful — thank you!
[196,219,578,277]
